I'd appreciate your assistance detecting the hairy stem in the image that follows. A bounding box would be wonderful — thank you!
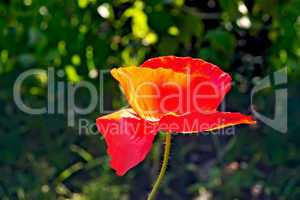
[147,133,171,200]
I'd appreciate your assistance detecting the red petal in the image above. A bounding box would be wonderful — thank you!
[96,109,158,176]
[141,56,232,110]
[159,111,255,133]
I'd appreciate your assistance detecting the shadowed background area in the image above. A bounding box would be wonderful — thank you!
[0,0,299,199]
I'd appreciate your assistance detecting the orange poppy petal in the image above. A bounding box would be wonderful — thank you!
[111,66,190,120]
[96,109,158,176]
[159,111,255,133]
[111,66,230,120]
[141,56,232,110]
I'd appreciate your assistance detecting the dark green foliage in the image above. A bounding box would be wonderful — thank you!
[0,0,299,199]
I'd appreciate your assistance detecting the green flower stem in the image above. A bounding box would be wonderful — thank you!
[147,133,171,200]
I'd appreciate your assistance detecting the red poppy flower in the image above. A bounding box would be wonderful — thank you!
[96,56,255,176]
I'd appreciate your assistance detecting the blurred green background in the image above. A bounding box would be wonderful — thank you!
[0,0,300,199]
